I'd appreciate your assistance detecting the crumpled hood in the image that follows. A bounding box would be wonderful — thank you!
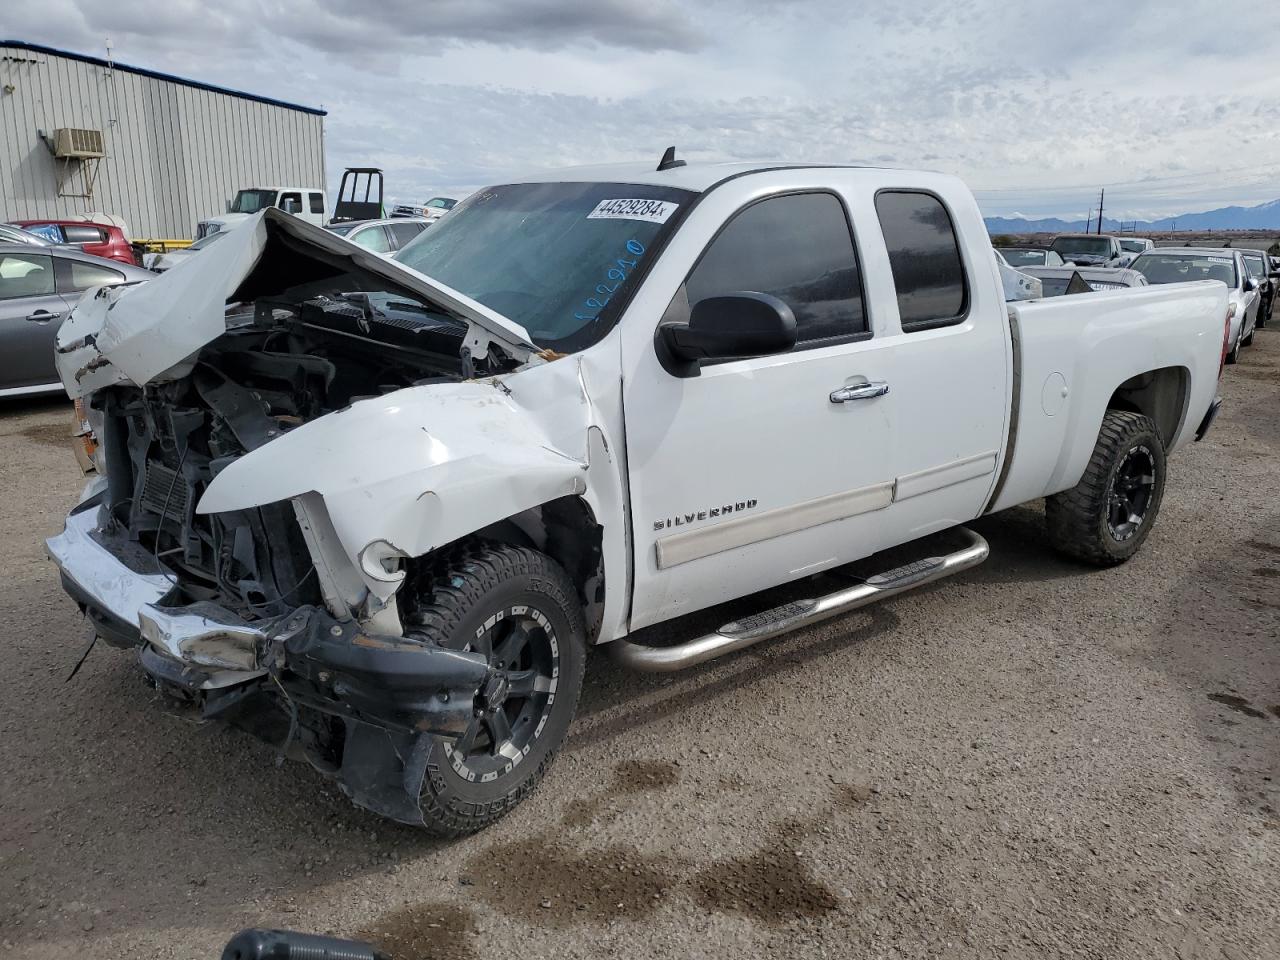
[54,208,537,399]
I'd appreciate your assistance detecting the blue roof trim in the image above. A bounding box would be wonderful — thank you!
[0,40,327,116]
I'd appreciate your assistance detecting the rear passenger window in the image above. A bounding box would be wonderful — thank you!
[684,192,866,344]
[388,221,425,249]
[67,260,125,291]
[309,192,325,214]
[875,191,967,329]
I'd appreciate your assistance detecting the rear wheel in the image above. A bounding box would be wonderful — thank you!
[401,541,586,836]
[1045,410,1166,566]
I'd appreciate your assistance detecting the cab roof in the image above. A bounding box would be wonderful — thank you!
[505,160,875,192]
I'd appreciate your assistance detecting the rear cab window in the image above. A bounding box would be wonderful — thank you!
[673,191,868,352]
[874,190,968,331]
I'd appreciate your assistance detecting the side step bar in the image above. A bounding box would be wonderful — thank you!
[608,527,989,673]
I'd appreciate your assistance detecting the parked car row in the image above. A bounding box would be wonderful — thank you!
[995,232,1277,364]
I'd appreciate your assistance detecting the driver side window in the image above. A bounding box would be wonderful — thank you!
[679,191,868,347]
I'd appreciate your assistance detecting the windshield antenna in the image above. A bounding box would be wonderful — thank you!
[657,146,686,172]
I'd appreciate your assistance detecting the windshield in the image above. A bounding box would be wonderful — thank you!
[1001,248,1048,267]
[1051,236,1110,256]
[425,198,453,209]
[326,222,358,236]
[230,189,278,214]
[1130,253,1236,287]
[1118,239,1147,253]
[395,181,693,350]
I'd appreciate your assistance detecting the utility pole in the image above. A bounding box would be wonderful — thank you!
[1096,188,1105,235]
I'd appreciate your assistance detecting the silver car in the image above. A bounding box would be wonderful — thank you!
[0,243,153,398]
[324,217,430,255]
[0,223,58,247]
[1129,248,1258,363]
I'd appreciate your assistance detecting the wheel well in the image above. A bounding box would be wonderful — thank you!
[472,497,606,642]
[1106,366,1188,449]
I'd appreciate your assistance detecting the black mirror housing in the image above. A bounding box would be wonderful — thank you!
[1243,278,1256,292]
[659,293,797,376]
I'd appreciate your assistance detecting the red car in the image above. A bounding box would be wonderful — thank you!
[13,220,137,265]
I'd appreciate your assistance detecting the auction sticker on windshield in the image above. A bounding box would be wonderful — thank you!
[1208,257,1232,264]
[587,199,679,223]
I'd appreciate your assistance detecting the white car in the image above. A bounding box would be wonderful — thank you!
[1116,237,1155,266]
[47,160,1227,835]
[1018,265,1148,296]
[1129,248,1258,362]
[998,247,1066,268]
[390,197,457,222]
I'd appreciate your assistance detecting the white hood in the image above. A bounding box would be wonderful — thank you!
[54,208,538,399]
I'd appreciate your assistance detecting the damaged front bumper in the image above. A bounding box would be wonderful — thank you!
[46,505,491,825]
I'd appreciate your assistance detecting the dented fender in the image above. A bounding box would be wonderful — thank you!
[197,376,596,604]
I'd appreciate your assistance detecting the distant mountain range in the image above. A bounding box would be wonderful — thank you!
[985,198,1280,234]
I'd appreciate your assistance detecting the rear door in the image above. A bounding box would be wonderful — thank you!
[622,183,901,629]
[868,187,1007,534]
[0,252,72,390]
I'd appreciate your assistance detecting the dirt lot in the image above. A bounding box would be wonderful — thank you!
[2,332,1278,960]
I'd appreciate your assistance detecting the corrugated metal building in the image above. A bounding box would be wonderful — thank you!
[0,40,325,240]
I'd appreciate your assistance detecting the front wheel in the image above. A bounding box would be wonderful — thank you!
[1226,330,1241,364]
[400,541,586,836]
[1045,410,1167,566]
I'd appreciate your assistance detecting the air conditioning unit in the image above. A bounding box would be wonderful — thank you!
[53,128,105,159]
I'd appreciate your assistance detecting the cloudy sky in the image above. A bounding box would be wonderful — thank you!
[11,0,1280,221]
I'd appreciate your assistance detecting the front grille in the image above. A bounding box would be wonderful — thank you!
[140,460,191,519]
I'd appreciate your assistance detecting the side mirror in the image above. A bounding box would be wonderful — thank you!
[659,293,797,376]
[1243,278,1256,293]
[282,198,302,214]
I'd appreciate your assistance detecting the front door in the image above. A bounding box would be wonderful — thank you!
[621,188,901,630]
[0,252,71,391]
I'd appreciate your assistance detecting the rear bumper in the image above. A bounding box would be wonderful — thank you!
[46,505,493,823]
[1195,396,1222,442]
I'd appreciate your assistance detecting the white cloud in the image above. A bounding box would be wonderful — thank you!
[10,0,1280,218]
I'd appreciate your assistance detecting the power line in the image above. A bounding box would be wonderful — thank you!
[972,159,1280,195]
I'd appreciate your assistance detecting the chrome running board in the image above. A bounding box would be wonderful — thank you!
[608,527,989,673]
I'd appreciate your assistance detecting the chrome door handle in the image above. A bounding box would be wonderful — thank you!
[830,380,889,403]
[26,309,62,323]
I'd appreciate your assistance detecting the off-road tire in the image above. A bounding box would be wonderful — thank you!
[405,540,585,836]
[1045,410,1166,567]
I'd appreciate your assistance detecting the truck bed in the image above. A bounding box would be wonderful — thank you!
[990,280,1227,513]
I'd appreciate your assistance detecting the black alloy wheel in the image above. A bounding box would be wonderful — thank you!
[1106,444,1156,542]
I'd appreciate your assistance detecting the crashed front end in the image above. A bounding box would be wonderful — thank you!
[43,209,574,825]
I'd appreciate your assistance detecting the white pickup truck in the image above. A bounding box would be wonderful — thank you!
[47,157,1228,835]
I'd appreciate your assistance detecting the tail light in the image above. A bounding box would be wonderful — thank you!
[1219,303,1236,378]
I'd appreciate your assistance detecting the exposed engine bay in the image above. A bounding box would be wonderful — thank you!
[90,278,520,622]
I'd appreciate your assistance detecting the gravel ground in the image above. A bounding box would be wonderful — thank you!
[1,331,1278,960]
